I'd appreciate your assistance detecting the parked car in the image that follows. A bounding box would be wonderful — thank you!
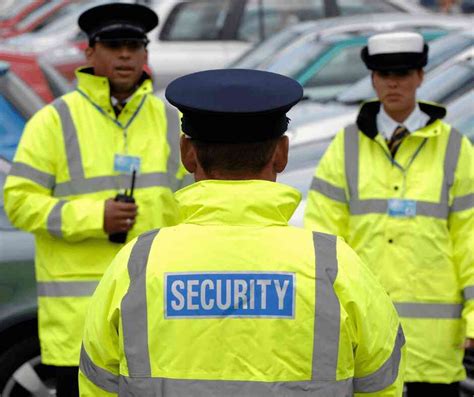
[0,0,47,30]
[0,0,76,39]
[2,0,430,87]
[284,31,474,146]
[0,62,48,396]
[230,13,470,102]
[446,89,474,142]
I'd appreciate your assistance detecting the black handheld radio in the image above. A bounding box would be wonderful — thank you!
[109,170,136,244]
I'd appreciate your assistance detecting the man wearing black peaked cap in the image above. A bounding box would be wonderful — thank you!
[3,3,185,396]
[305,31,474,396]
[79,69,405,396]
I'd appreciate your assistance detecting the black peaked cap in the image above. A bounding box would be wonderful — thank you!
[78,3,158,41]
[165,69,304,143]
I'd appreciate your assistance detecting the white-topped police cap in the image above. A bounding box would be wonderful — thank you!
[165,69,304,143]
[361,32,428,71]
[78,3,158,44]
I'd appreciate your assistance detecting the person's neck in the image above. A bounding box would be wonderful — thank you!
[111,90,135,102]
[194,166,277,182]
[383,102,417,124]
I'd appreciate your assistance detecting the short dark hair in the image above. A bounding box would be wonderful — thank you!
[191,138,280,174]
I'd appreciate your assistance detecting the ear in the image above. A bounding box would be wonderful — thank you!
[273,135,289,174]
[85,46,95,65]
[417,69,424,87]
[180,135,197,174]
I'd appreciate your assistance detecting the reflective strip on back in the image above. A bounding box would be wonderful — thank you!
[9,162,55,190]
[394,302,462,319]
[312,232,340,381]
[80,345,119,393]
[37,280,99,297]
[164,104,182,191]
[353,324,405,393]
[47,200,66,238]
[344,124,359,200]
[52,98,84,180]
[118,376,354,397]
[121,229,160,376]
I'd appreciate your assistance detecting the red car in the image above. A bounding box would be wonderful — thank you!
[0,0,75,39]
[0,0,47,30]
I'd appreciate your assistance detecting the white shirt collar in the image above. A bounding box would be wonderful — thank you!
[377,104,430,140]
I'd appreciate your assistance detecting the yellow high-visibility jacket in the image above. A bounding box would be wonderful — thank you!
[3,67,184,366]
[79,180,405,396]
[305,101,474,383]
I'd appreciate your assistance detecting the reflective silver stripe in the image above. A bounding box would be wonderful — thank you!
[53,172,171,197]
[394,302,462,319]
[344,124,359,200]
[353,324,405,393]
[313,232,340,381]
[121,229,160,376]
[165,104,182,191]
[80,344,119,393]
[451,193,474,212]
[47,200,66,238]
[310,177,347,203]
[441,128,462,204]
[118,376,354,396]
[9,161,55,189]
[464,286,474,301]
[52,98,84,179]
[349,199,448,219]
[37,281,99,297]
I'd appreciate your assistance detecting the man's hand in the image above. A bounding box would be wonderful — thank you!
[104,198,138,234]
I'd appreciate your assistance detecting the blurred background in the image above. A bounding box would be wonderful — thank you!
[0,1,472,396]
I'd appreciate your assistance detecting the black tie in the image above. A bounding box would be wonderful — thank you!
[113,101,125,117]
[388,125,409,156]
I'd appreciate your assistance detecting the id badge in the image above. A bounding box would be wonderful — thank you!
[114,154,141,174]
[388,199,417,218]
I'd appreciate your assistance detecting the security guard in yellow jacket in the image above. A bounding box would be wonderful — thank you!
[79,69,405,396]
[3,3,183,395]
[304,32,474,396]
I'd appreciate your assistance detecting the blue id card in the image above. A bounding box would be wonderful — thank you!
[388,199,417,217]
[114,154,141,174]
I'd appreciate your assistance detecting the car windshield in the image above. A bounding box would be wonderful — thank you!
[418,59,474,103]
[231,27,304,69]
[337,32,474,104]
[338,0,399,15]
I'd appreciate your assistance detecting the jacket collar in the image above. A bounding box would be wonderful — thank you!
[175,180,301,227]
[356,100,446,139]
[75,67,153,111]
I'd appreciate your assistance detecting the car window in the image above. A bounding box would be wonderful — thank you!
[0,93,25,161]
[231,28,303,69]
[160,0,233,41]
[418,60,474,103]
[337,0,398,15]
[300,44,368,100]
[237,0,324,43]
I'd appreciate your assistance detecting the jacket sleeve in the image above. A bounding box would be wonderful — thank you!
[79,241,135,396]
[3,105,107,242]
[304,129,350,238]
[449,136,474,338]
[335,237,406,397]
